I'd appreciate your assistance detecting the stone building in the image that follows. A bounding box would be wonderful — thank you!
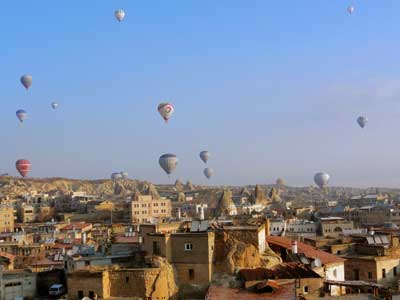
[0,206,14,233]
[319,217,354,237]
[18,204,35,223]
[0,270,37,300]
[143,228,215,286]
[130,195,172,224]
[266,236,345,296]
[67,262,178,300]
[169,231,214,285]
[345,255,400,287]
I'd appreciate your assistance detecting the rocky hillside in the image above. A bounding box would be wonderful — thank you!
[0,176,206,198]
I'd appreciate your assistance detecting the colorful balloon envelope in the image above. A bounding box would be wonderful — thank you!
[347,5,355,14]
[51,102,59,109]
[203,167,214,179]
[16,159,31,177]
[115,9,126,22]
[159,154,178,175]
[20,75,32,90]
[276,178,285,187]
[158,103,174,123]
[199,151,211,163]
[314,172,330,189]
[357,116,368,128]
[111,172,123,180]
[16,109,27,123]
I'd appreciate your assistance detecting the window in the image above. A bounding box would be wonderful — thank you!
[382,268,386,278]
[336,250,341,255]
[89,291,95,299]
[394,267,397,276]
[189,269,195,280]
[153,241,161,255]
[303,286,309,294]
[368,272,372,279]
[126,276,129,283]
[78,291,84,299]
[185,243,193,251]
[354,269,360,280]
[333,269,337,278]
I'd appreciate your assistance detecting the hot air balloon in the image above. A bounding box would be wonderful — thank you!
[16,109,27,123]
[276,178,285,187]
[115,9,125,22]
[357,116,368,128]
[111,172,123,180]
[199,151,211,163]
[16,159,31,177]
[157,103,174,123]
[20,75,32,90]
[203,168,214,179]
[120,171,128,179]
[347,5,355,14]
[159,154,178,175]
[314,172,330,189]
[51,102,59,109]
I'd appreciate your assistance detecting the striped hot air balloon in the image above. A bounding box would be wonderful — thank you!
[159,154,178,175]
[16,159,31,177]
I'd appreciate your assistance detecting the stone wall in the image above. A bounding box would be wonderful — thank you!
[67,259,178,300]
[67,271,104,300]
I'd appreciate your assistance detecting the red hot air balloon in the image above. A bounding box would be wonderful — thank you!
[16,159,31,177]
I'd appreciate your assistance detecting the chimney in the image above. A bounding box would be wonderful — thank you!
[199,206,205,221]
[292,240,298,254]
[82,232,87,244]
[265,218,271,236]
[177,208,181,220]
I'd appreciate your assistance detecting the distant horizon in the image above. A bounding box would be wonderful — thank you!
[2,1,400,187]
[2,175,400,191]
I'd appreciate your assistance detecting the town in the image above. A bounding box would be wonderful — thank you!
[0,176,399,300]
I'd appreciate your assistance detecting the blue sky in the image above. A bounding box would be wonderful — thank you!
[1,0,400,187]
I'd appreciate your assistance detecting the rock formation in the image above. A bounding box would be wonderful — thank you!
[177,192,186,203]
[186,180,194,191]
[142,182,160,199]
[214,231,281,275]
[251,185,269,205]
[149,256,178,299]
[174,180,184,192]
[215,189,237,217]
[268,187,281,203]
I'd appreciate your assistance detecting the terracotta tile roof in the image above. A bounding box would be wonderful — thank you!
[0,251,16,260]
[239,263,322,281]
[206,282,295,300]
[266,236,345,265]
[30,256,63,266]
[52,243,73,249]
[60,223,91,231]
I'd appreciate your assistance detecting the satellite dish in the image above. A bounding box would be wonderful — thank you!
[311,258,322,268]
[82,297,91,300]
